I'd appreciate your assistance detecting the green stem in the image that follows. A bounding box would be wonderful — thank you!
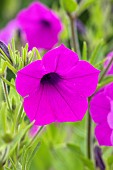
[1,76,15,89]
[9,157,16,170]
[2,80,12,111]
[0,49,11,64]
[68,13,81,58]
[87,56,113,159]
[87,105,92,159]
[74,20,81,58]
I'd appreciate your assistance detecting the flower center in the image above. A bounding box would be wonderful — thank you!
[40,19,51,27]
[40,72,61,85]
[17,29,22,38]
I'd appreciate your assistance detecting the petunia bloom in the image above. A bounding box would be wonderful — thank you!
[90,83,113,146]
[17,2,62,50]
[0,19,26,45]
[16,44,100,126]
[0,19,18,44]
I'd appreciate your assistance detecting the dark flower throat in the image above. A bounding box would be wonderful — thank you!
[41,72,60,85]
[40,19,51,27]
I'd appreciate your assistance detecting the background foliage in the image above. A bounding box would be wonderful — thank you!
[0,0,113,170]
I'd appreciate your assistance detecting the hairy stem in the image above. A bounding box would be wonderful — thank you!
[74,20,81,58]
[68,13,81,58]
[87,106,92,159]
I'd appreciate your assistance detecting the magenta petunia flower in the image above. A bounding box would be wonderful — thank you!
[90,83,113,146]
[0,19,26,45]
[17,2,62,50]
[16,44,100,125]
[104,51,113,75]
[0,19,19,44]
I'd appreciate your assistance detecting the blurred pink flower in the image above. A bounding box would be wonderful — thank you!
[16,44,99,125]
[0,19,19,44]
[17,2,63,50]
[90,83,113,146]
[104,51,113,75]
[0,19,26,45]
[29,125,39,137]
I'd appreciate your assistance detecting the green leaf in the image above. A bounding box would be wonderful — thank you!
[21,127,42,170]
[9,121,34,155]
[17,162,22,170]
[5,61,17,74]
[94,58,105,69]
[89,39,104,64]
[21,145,28,170]
[67,143,83,156]
[0,76,15,89]
[0,103,7,133]
[60,0,78,13]
[82,41,87,60]
[28,51,34,64]
[26,142,41,170]
[67,143,95,170]
[97,76,113,90]
[9,157,16,170]
[4,167,11,170]
[21,142,41,170]
[53,144,84,170]
[108,155,113,166]
[33,47,41,60]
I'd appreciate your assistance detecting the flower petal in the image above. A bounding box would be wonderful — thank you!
[62,61,100,97]
[18,2,54,22]
[16,60,45,97]
[48,83,88,122]
[90,93,111,123]
[107,111,113,129]
[24,25,59,50]
[104,83,113,100]
[24,81,88,125]
[95,121,112,146]
[42,44,79,73]
[110,131,113,145]
[0,19,19,44]
[24,85,55,125]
